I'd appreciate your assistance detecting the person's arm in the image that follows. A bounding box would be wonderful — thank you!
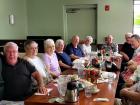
[32,71,47,94]
[45,64,58,78]
[59,60,72,69]
[120,86,140,103]
[70,54,80,60]
[120,51,130,61]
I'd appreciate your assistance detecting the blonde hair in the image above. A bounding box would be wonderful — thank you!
[4,42,18,53]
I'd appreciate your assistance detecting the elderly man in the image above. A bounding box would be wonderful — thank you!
[1,42,47,102]
[115,81,140,105]
[131,34,140,64]
[0,56,4,100]
[102,34,118,53]
[65,35,85,60]
[120,33,134,64]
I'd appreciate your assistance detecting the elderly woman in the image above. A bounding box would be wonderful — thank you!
[55,39,73,72]
[81,36,93,55]
[42,39,61,78]
[23,40,52,83]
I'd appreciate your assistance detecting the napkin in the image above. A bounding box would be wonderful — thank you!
[48,97,64,103]
[97,78,108,83]
[93,98,109,102]
[34,88,53,95]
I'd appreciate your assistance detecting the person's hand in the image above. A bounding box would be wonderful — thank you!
[125,79,134,87]
[120,52,129,61]
[120,88,129,97]
[127,63,137,71]
[38,85,48,94]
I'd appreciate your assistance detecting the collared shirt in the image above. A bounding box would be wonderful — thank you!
[102,43,118,53]
[133,46,140,58]
[65,43,84,58]
[42,53,61,76]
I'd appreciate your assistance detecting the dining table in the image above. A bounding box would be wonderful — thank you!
[24,69,120,105]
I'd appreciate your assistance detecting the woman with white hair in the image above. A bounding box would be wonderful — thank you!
[81,36,93,55]
[42,39,61,78]
[55,39,73,71]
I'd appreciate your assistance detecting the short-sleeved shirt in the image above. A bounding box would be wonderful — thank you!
[2,58,36,101]
[65,43,84,58]
[121,42,134,62]
[126,81,140,105]
[0,56,4,100]
[56,51,72,71]
[102,43,118,53]
[42,53,61,76]
[81,44,92,55]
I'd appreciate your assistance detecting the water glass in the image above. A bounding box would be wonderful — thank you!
[57,82,67,96]
[85,86,92,98]
[108,73,114,83]
[56,76,69,96]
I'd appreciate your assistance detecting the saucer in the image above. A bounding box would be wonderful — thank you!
[91,88,100,94]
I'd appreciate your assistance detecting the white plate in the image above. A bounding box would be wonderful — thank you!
[101,71,116,79]
[92,88,100,94]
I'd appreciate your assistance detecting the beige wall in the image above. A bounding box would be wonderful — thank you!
[27,0,133,44]
[0,0,133,44]
[0,0,28,39]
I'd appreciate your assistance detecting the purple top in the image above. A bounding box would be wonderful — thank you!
[42,53,61,76]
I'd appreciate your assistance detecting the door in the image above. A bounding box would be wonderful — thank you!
[65,4,97,43]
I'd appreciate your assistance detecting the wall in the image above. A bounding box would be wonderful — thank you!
[0,0,27,39]
[27,0,133,44]
[0,0,134,43]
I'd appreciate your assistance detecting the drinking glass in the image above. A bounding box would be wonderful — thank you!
[85,86,92,98]
[108,73,114,84]
[56,76,69,97]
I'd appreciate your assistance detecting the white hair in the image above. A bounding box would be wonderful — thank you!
[55,39,64,47]
[86,36,93,43]
[44,39,55,48]
[4,42,18,53]
[125,32,133,37]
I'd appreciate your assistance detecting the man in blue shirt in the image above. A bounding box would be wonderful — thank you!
[65,35,84,61]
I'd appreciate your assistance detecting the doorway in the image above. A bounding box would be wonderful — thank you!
[64,4,97,44]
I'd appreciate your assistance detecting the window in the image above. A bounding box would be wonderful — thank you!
[134,1,140,35]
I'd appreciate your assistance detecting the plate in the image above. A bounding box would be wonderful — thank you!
[91,88,100,94]
[101,71,116,79]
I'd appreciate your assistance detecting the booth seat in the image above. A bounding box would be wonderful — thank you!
[19,53,43,59]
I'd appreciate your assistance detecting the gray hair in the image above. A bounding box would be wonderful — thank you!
[4,42,18,53]
[24,40,38,50]
[131,34,140,42]
[44,39,55,48]
[55,39,64,47]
